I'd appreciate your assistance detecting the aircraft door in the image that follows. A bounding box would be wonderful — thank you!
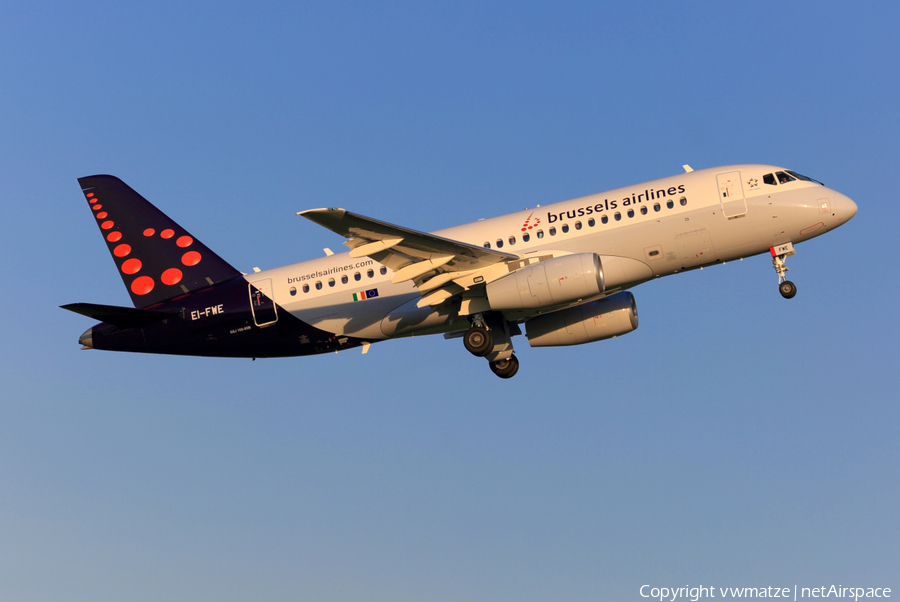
[716,171,748,217]
[249,278,278,327]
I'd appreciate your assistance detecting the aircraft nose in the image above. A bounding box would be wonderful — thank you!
[79,327,93,349]
[836,192,858,221]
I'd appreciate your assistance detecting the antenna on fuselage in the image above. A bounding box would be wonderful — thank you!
[682,164,694,173]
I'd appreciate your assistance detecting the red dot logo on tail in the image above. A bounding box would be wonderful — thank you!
[161,268,183,285]
[182,251,201,266]
[131,276,155,295]
[121,258,142,275]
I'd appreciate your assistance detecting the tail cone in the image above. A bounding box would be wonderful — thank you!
[79,327,93,349]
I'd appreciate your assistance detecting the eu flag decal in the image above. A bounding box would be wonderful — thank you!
[352,288,379,302]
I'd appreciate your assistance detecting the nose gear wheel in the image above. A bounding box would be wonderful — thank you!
[779,280,797,299]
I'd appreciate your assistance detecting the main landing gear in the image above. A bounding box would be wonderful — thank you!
[489,355,519,379]
[771,242,797,299]
[463,313,520,379]
[463,326,493,357]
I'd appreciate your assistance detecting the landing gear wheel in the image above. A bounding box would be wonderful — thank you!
[489,355,519,379]
[779,280,797,299]
[463,326,493,357]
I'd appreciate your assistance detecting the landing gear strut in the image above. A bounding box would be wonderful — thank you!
[771,242,797,299]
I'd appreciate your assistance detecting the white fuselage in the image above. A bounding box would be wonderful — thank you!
[244,165,856,342]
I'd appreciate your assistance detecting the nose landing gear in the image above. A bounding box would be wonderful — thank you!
[771,242,797,299]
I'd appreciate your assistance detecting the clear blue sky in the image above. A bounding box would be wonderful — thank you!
[2,1,897,600]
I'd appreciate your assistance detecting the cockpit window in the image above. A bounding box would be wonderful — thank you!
[786,170,823,185]
[776,171,796,184]
[763,173,777,186]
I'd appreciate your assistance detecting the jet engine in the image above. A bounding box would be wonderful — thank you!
[525,291,638,347]
[486,253,604,311]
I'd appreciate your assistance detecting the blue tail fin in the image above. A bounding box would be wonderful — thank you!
[78,175,242,308]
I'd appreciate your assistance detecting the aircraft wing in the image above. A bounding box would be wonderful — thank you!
[299,208,518,306]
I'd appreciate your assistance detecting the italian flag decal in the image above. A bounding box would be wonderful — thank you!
[352,288,379,302]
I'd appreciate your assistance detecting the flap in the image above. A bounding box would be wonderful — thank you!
[299,209,518,307]
[298,208,518,274]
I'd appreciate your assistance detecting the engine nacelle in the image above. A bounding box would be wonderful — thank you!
[485,253,604,311]
[525,292,638,347]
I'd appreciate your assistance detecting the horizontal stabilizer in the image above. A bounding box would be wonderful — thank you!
[61,302,177,328]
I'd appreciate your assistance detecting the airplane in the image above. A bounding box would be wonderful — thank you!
[63,164,857,378]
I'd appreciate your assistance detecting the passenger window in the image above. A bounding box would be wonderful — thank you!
[549,227,557,236]
[561,224,569,233]
[601,215,608,224]
[614,212,621,221]
[627,209,634,218]
[484,241,491,248]
[380,266,387,275]
[315,281,322,290]
[496,239,504,248]
[666,199,674,209]
[763,173,777,185]
[640,206,648,215]
[588,217,595,227]
[575,220,582,230]
[654,202,661,212]
[680,197,687,206]
[523,232,530,242]
[302,284,309,293]
[367,269,374,278]
[328,278,335,287]
[354,272,361,281]
[776,171,796,184]
[509,235,516,245]
[290,286,297,296]
[537,229,544,238]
